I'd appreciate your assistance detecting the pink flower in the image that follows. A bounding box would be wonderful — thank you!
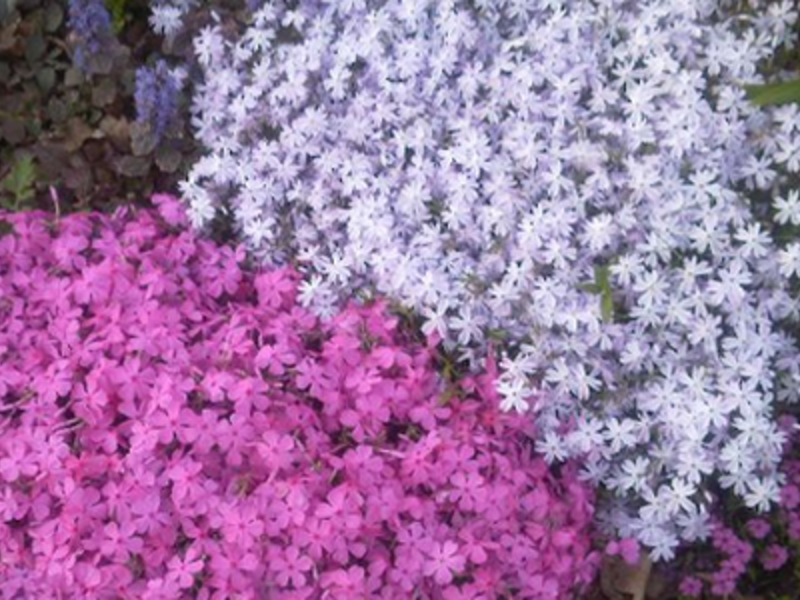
[745,518,771,540]
[0,204,599,600]
[167,547,205,589]
[678,576,704,598]
[0,439,38,482]
[153,194,188,227]
[320,566,366,599]
[271,545,314,589]
[605,537,640,565]
[761,544,789,571]
[424,541,466,585]
[100,520,143,562]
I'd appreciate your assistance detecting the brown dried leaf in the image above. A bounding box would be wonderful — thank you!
[99,115,130,152]
[601,554,652,600]
[154,144,182,174]
[62,117,94,152]
[90,77,117,108]
[113,155,150,179]
[63,155,92,197]
[0,13,20,53]
[30,141,70,182]
[1,119,26,144]
[130,121,156,156]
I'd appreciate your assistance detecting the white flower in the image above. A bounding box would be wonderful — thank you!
[676,505,712,542]
[497,377,532,414]
[778,243,800,278]
[617,457,651,495]
[774,190,800,225]
[150,5,185,36]
[744,476,782,513]
[604,418,638,453]
[536,431,567,464]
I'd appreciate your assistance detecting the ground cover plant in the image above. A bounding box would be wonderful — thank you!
[13,0,800,596]
[169,0,800,559]
[0,197,598,599]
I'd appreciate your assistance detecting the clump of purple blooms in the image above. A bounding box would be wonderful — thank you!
[0,197,598,598]
[67,0,115,71]
[676,417,800,598]
[178,0,800,556]
[135,61,184,141]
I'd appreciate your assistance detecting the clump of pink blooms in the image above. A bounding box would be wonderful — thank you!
[0,196,598,599]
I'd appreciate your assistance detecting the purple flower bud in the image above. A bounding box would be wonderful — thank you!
[68,0,113,71]
[135,61,182,141]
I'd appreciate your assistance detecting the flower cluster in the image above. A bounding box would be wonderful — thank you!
[0,197,597,598]
[149,0,197,37]
[135,60,185,141]
[676,417,800,598]
[68,0,115,71]
[178,0,800,554]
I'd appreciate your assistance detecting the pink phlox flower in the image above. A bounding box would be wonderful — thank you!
[605,537,640,565]
[295,359,335,397]
[524,574,560,600]
[323,332,362,369]
[424,540,466,586]
[166,458,203,505]
[409,403,452,431]
[34,359,74,405]
[229,376,270,417]
[50,228,90,271]
[401,437,439,485]
[344,365,382,395]
[0,438,38,482]
[263,496,292,536]
[72,259,115,305]
[130,490,171,535]
[0,486,25,522]
[166,546,205,589]
[781,483,800,509]
[457,530,490,566]
[149,402,182,445]
[315,485,362,522]
[745,517,771,540]
[142,576,182,600]
[255,341,297,376]
[364,483,403,528]
[74,560,104,591]
[320,565,366,599]
[72,369,111,426]
[761,543,789,570]
[215,417,255,467]
[293,516,332,560]
[254,269,298,312]
[216,502,265,548]
[442,584,491,600]
[202,370,236,403]
[100,520,143,562]
[678,576,704,598]
[271,545,314,589]
[255,431,296,474]
[153,194,189,227]
[449,471,487,512]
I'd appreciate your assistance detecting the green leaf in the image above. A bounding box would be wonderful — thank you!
[601,289,615,323]
[105,0,128,33]
[1,154,37,210]
[745,79,800,107]
[581,264,616,323]
[577,282,600,294]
